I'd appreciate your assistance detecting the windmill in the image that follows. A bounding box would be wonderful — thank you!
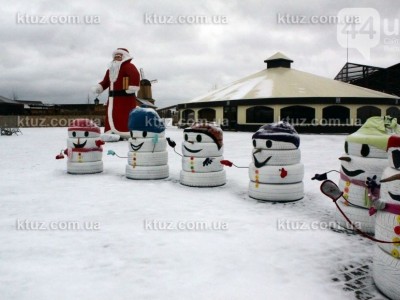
[137,68,157,105]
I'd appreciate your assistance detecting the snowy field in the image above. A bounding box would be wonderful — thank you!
[0,127,388,300]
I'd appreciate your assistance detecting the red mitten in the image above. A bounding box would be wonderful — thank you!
[96,139,105,147]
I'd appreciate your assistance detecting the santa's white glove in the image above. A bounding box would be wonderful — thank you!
[92,84,103,94]
[126,85,140,94]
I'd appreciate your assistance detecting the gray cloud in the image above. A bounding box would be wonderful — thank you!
[0,0,399,108]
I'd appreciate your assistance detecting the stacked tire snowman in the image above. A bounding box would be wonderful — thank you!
[372,134,400,300]
[336,117,397,233]
[248,122,304,202]
[62,119,105,174]
[125,106,169,180]
[180,123,226,187]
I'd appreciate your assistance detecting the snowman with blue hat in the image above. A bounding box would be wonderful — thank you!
[108,106,169,179]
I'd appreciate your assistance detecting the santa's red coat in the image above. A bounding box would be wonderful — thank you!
[99,59,140,135]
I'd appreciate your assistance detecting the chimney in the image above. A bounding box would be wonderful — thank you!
[137,79,154,104]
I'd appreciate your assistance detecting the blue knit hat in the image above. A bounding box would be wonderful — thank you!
[128,106,165,133]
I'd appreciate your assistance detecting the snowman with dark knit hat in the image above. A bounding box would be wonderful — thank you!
[125,106,168,179]
[248,121,304,202]
[180,122,226,187]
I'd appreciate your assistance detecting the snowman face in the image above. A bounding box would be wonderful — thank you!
[183,132,214,154]
[252,138,297,150]
[130,130,165,139]
[68,130,99,139]
[184,132,214,144]
[339,156,366,179]
[129,139,144,152]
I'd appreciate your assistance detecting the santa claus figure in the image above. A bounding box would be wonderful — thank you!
[92,48,140,140]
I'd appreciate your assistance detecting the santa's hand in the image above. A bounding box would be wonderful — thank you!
[125,85,140,94]
[92,84,103,94]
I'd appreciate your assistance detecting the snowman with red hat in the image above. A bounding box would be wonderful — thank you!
[178,122,226,187]
[369,134,400,299]
[56,119,105,174]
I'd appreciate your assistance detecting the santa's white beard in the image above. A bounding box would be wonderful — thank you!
[109,60,122,83]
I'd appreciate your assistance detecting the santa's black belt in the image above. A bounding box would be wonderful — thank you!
[109,90,135,97]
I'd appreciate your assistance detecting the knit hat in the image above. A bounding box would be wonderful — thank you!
[68,119,101,134]
[184,123,223,149]
[128,106,165,133]
[346,116,400,150]
[252,121,300,148]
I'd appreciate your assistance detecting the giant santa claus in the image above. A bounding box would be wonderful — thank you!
[92,48,140,139]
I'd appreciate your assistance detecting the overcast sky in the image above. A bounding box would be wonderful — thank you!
[1,0,399,108]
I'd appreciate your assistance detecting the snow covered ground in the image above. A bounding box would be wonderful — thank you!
[0,127,388,300]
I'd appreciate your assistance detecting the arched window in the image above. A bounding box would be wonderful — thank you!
[181,109,195,123]
[246,106,274,123]
[357,106,381,124]
[280,106,315,124]
[322,105,350,125]
[386,106,400,119]
[198,108,216,122]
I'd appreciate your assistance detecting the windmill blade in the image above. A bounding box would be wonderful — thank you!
[139,68,145,79]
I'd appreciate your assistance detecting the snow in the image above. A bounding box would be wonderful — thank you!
[0,128,387,300]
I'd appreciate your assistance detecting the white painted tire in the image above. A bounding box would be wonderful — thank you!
[252,138,298,150]
[182,142,223,158]
[67,149,102,163]
[375,211,400,256]
[380,167,400,205]
[125,164,169,180]
[346,142,388,159]
[334,200,375,234]
[67,138,102,149]
[248,181,304,202]
[128,137,166,153]
[248,163,304,184]
[127,151,168,167]
[182,156,223,173]
[339,155,386,182]
[373,246,400,300]
[67,161,103,174]
[338,180,369,208]
[251,149,300,166]
[130,130,165,139]
[180,170,226,187]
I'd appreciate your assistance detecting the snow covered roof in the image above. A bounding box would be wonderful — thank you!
[188,53,398,104]
[0,95,22,105]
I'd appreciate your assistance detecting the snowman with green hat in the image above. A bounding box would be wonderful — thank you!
[336,116,400,233]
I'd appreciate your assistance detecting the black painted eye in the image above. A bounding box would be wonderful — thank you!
[196,135,202,142]
[266,140,272,148]
[184,134,188,141]
[84,131,89,137]
[130,131,133,139]
[143,131,147,138]
[253,140,256,147]
[361,144,370,157]
[344,141,348,154]
[72,131,76,137]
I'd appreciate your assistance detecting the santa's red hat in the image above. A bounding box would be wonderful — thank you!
[112,48,131,59]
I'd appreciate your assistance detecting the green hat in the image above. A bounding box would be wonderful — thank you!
[346,116,400,150]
